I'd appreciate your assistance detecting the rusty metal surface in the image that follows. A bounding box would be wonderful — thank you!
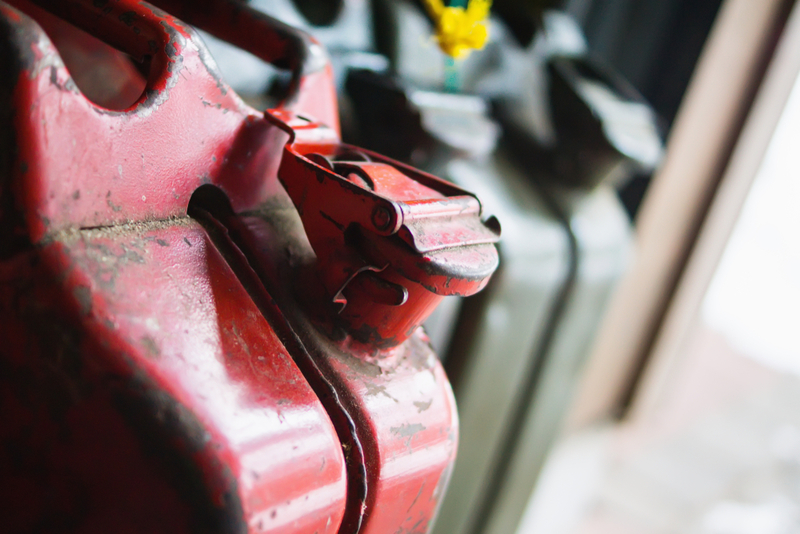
[0,1,492,532]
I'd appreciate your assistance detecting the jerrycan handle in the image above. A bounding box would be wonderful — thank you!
[22,0,331,119]
[144,0,329,112]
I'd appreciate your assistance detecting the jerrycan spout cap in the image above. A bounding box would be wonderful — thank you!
[266,109,501,349]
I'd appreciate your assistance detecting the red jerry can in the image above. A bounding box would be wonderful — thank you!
[0,1,500,533]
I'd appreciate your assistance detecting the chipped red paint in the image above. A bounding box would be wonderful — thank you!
[0,0,498,532]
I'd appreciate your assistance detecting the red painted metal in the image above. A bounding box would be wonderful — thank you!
[1,223,348,533]
[228,211,462,534]
[0,4,348,532]
[266,110,500,347]
[0,0,499,532]
[3,0,285,242]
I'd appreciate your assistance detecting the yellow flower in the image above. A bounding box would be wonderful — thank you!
[423,0,492,59]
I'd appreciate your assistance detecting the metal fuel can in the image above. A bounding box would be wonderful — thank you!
[0,1,500,533]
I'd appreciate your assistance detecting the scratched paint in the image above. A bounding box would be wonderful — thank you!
[0,1,494,532]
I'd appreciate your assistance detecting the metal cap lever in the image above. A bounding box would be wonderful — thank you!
[266,109,500,348]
